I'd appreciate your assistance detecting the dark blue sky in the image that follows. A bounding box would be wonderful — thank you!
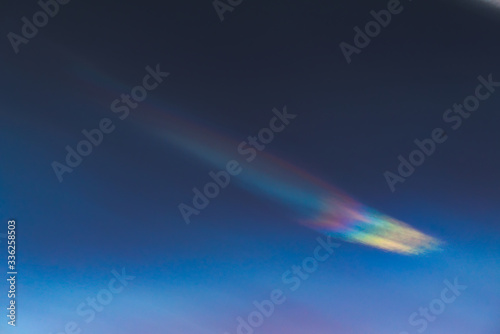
[0,0,499,333]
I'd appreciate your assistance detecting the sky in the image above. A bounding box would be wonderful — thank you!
[0,0,499,333]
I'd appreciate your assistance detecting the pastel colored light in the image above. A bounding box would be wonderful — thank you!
[71,65,442,256]
[146,113,442,255]
[301,196,440,255]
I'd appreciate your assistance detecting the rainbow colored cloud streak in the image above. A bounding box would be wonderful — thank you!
[141,106,441,255]
[301,194,441,255]
[237,145,441,256]
[69,62,441,256]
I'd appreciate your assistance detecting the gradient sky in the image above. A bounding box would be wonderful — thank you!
[0,0,499,333]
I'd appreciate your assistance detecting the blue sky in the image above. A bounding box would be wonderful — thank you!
[1,0,499,333]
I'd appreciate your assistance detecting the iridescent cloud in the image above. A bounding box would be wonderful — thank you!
[70,62,442,255]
